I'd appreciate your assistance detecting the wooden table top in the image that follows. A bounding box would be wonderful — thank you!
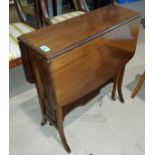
[19,4,140,61]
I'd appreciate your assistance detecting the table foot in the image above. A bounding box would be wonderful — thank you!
[117,67,125,103]
[49,122,53,126]
[111,74,118,100]
[111,67,125,103]
[56,108,71,153]
[41,117,47,126]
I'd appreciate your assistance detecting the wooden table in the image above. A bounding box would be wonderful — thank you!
[18,4,141,153]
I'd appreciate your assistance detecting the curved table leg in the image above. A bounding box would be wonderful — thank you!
[56,107,71,153]
[111,67,125,103]
[117,67,125,103]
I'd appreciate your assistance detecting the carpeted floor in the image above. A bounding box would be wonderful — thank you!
[9,2,145,155]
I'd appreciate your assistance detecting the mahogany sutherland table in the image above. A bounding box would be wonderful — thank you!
[18,4,141,153]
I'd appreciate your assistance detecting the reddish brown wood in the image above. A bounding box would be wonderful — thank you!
[18,5,141,153]
[19,5,140,61]
[111,67,125,103]
[9,58,23,68]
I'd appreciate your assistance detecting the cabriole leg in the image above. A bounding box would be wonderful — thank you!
[117,67,125,103]
[56,107,71,153]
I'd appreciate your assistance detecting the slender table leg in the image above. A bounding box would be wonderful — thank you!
[111,67,125,103]
[117,67,125,103]
[56,107,71,153]
[35,82,47,126]
[131,72,145,98]
[111,74,119,100]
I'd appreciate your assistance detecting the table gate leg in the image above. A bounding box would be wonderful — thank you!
[117,67,125,103]
[111,74,119,100]
[56,107,71,153]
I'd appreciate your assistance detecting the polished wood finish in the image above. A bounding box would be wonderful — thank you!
[131,72,145,98]
[18,5,141,152]
[19,5,140,60]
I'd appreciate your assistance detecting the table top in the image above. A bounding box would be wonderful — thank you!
[19,4,140,61]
